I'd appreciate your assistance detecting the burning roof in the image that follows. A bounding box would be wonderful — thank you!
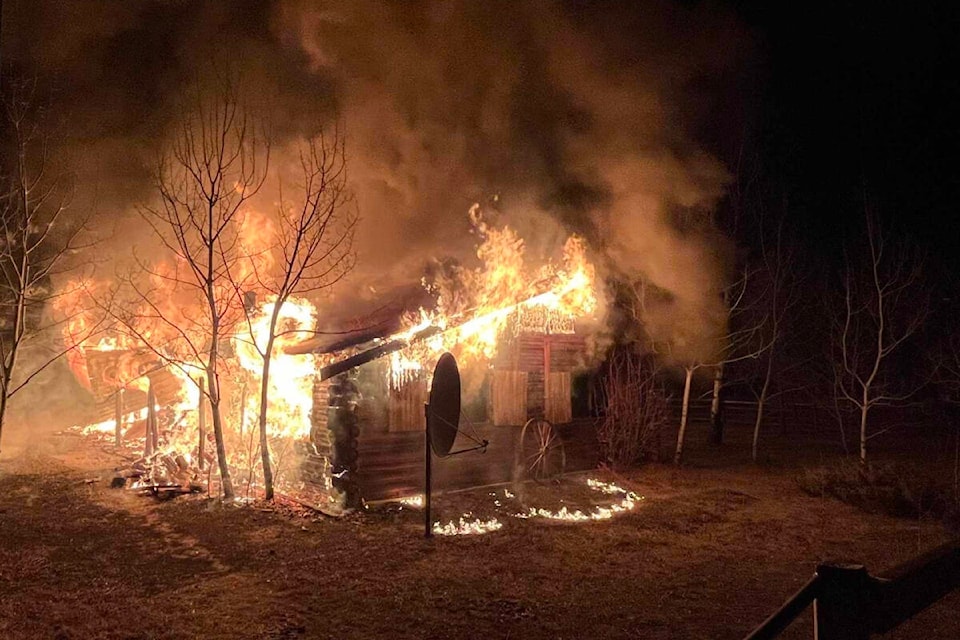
[287,204,601,384]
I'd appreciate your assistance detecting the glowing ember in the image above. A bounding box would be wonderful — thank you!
[586,478,632,495]
[432,517,503,536]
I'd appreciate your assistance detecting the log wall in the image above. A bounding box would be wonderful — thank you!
[355,418,599,502]
[302,329,595,504]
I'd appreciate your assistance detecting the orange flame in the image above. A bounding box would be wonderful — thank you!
[387,206,598,383]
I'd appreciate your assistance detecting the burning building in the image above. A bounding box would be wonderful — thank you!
[289,207,606,508]
[289,286,601,507]
[63,206,605,512]
[8,2,739,506]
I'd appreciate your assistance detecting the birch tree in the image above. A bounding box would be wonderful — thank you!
[672,270,769,465]
[746,206,804,461]
[833,209,927,466]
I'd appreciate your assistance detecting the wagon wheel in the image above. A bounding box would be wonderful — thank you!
[514,418,566,482]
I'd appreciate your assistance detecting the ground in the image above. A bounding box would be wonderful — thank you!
[1,434,958,640]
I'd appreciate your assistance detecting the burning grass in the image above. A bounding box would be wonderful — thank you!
[389,476,645,536]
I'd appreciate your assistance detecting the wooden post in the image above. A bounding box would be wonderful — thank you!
[543,336,551,422]
[814,563,872,640]
[424,402,432,538]
[145,380,157,457]
[114,388,124,447]
[197,376,206,471]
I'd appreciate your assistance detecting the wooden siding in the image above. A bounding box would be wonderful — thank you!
[545,371,572,424]
[355,418,600,502]
[388,376,427,432]
[492,370,528,426]
[302,326,594,503]
[492,333,585,423]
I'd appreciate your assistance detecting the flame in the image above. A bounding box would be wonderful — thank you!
[234,297,317,441]
[393,477,642,536]
[386,207,598,384]
[65,293,319,498]
[433,517,503,536]
[398,494,424,509]
[512,478,643,521]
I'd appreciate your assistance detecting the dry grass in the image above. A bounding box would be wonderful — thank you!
[0,434,958,639]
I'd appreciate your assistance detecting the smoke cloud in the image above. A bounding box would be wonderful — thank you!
[5,0,750,362]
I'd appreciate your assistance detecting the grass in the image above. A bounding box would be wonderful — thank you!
[0,435,958,639]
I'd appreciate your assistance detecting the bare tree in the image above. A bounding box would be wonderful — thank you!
[0,79,98,452]
[746,205,805,462]
[115,78,268,499]
[833,208,927,467]
[672,270,769,465]
[233,131,356,500]
[628,272,769,466]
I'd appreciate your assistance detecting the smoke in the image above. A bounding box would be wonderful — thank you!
[5,0,750,363]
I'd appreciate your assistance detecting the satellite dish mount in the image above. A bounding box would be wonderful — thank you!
[423,352,488,537]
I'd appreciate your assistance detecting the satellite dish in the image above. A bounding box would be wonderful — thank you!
[427,352,460,457]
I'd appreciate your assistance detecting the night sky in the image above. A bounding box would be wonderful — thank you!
[729,1,960,265]
[2,0,959,330]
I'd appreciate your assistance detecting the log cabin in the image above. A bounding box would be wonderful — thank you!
[289,304,601,508]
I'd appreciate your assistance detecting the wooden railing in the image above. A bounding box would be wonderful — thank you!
[743,539,960,639]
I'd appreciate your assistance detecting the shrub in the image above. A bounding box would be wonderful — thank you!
[797,460,959,529]
[595,349,669,467]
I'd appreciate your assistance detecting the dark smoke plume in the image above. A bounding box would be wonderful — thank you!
[5,0,751,361]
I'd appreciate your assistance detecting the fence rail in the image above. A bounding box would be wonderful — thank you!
[742,538,960,639]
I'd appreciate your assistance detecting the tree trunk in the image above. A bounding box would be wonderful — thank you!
[709,362,725,445]
[0,388,9,455]
[859,390,869,467]
[197,376,205,470]
[115,388,124,447]
[752,357,773,462]
[0,288,26,454]
[145,380,158,456]
[207,357,235,500]
[674,367,694,465]
[259,336,275,500]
